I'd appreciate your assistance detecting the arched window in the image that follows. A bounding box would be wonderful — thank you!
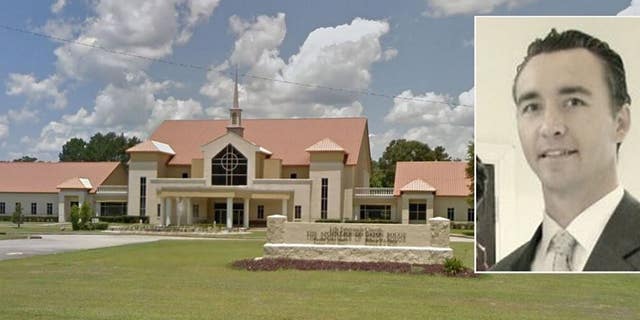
[212,144,247,185]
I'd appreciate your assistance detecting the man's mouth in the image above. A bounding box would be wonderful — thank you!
[539,149,578,159]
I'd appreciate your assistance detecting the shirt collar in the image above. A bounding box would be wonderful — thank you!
[541,185,624,255]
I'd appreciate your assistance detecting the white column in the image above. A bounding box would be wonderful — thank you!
[159,197,165,226]
[282,199,288,219]
[165,197,172,226]
[79,192,86,207]
[176,197,182,226]
[186,198,192,225]
[226,197,233,230]
[243,198,250,229]
[57,193,65,223]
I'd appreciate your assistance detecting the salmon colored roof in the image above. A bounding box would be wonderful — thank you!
[393,161,470,196]
[57,177,93,190]
[305,138,346,152]
[0,162,121,193]
[148,118,368,166]
[126,140,175,155]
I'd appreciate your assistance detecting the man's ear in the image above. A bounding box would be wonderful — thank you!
[615,104,631,143]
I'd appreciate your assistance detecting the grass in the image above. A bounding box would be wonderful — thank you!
[1,239,639,319]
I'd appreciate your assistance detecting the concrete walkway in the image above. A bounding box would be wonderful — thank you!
[0,234,211,261]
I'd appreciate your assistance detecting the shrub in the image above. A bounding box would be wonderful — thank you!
[314,219,342,223]
[89,222,109,230]
[95,215,149,224]
[443,257,465,276]
[79,201,93,228]
[70,205,81,231]
[0,216,58,222]
[12,203,23,228]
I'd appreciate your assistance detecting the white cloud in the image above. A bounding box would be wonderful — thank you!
[201,16,393,119]
[27,73,205,158]
[618,0,640,15]
[51,0,66,14]
[39,19,79,39]
[53,0,219,81]
[423,0,532,17]
[5,74,67,109]
[8,107,39,123]
[0,115,8,140]
[382,48,398,61]
[384,87,474,158]
[229,13,286,67]
[147,97,204,131]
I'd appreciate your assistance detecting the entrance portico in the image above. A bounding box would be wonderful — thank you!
[157,187,291,229]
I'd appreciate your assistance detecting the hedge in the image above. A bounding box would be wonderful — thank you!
[0,216,59,223]
[94,215,149,224]
[315,219,400,224]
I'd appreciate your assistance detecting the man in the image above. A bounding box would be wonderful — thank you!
[491,28,640,271]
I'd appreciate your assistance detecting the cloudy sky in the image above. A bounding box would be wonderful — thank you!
[0,0,636,161]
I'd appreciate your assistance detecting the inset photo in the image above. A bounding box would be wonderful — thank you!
[475,16,640,272]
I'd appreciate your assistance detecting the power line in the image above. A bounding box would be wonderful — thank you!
[0,23,473,108]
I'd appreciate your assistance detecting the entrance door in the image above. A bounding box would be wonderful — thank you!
[213,202,244,226]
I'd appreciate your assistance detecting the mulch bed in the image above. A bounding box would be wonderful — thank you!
[232,258,476,277]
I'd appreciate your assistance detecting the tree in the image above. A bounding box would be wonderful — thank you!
[13,156,38,162]
[59,132,141,163]
[59,138,87,162]
[371,139,451,187]
[12,203,23,228]
[79,201,93,229]
[465,141,474,206]
[70,205,81,231]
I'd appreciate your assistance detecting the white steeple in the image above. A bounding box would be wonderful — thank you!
[227,66,244,137]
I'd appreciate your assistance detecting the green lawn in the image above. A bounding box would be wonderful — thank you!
[1,240,638,319]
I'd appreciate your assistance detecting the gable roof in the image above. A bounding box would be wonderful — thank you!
[126,140,175,155]
[400,179,436,193]
[393,161,470,196]
[305,138,346,152]
[0,162,122,193]
[148,117,368,166]
[57,177,93,190]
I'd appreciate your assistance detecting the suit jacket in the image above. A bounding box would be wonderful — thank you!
[491,191,640,271]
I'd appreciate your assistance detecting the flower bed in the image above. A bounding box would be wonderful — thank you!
[232,258,475,277]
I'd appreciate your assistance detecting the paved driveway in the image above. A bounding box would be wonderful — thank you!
[0,234,181,261]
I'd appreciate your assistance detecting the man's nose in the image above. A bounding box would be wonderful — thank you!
[540,107,566,138]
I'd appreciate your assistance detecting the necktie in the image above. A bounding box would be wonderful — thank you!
[548,230,577,271]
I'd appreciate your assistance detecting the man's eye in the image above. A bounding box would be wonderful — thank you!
[565,98,586,107]
[521,103,539,114]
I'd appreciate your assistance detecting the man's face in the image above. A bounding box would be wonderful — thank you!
[514,48,627,193]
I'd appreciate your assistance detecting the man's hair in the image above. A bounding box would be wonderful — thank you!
[512,28,631,115]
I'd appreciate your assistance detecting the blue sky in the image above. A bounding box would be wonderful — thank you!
[0,0,636,161]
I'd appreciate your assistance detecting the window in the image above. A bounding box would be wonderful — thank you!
[290,173,297,179]
[212,144,247,186]
[447,208,455,220]
[257,205,264,219]
[359,205,391,220]
[47,203,53,215]
[321,178,328,219]
[31,202,37,215]
[182,172,189,178]
[409,203,427,221]
[467,208,474,222]
[140,177,147,216]
[192,204,199,218]
[157,204,161,217]
[0,202,5,214]
[295,205,302,220]
[100,202,127,216]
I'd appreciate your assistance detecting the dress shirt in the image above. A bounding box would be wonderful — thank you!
[531,185,624,271]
